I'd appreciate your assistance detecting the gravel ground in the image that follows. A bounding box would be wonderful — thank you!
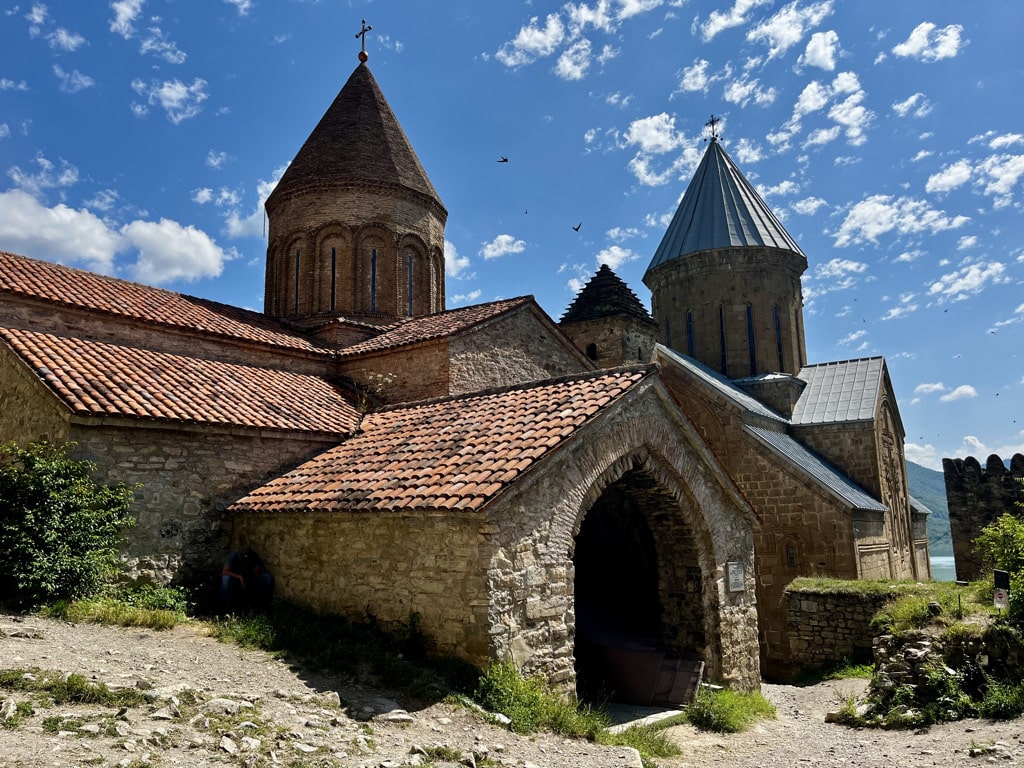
[2,613,1022,767]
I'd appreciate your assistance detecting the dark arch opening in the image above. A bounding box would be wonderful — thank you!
[586,342,598,361]
[573,468,705,706]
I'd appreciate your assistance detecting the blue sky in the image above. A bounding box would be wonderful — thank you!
[1,1,1022,472]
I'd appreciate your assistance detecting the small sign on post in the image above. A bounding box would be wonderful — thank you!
[994,569,1010,610]
[726,561,745,593]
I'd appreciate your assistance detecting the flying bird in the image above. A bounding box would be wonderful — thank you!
[572,222,582,232]
[497,156,508,163]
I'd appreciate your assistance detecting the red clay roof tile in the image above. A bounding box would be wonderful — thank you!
[229,366,653,514]
[0,251,330,354]
[0,327,360,434]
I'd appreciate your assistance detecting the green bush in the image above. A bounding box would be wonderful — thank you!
[0,442,136,609]
[974,512,1024,625]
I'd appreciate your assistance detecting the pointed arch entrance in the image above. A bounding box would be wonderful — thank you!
[573,463,708,705]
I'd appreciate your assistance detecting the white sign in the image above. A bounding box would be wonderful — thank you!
[727,561,745,592]
[994,589,1009,609]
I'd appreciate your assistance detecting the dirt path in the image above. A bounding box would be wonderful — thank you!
[2,614,1022,767]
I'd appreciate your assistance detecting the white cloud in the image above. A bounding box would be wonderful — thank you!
[892,92,932,118]
[139,27,186,64]
[206,150,228,169]
[904,442,940,470]
[816,257,867,278]
[192,188,213,205]
[25,3,47,33]
[939,384,977,402]
[794,80,829,116]
[109,0,143,39]
[131,78,208,125]
[7,153,79,196]
[975,153,1024,208]
[596,245,638,270]
[123,219,228,284]
[928,261,1006,301]
[0,79,29,91]
[723,75,777,107]
[495,14,565,67]
[957,235,977,250]
[746,0,834,60]
[445,239,470,278]
[85,189,118,212]
[895,250,923,263]
[833,194,969,247]
[759,179,799,198]
[679,59,712,92]
[223,169,284,238]
[925,159,972,194]
[698,0,772,42]
[607,226,643,242]
[47,28,86,51]
[838,329,866,345]
[792,196,827,215]
[911,150,933,162]
[914,382,946,394]
[799,29,839,70]
[805,125,840,146]
[224,0,252,15]
[623,113,685,153]
[53,65,94,93]
[881,302,917,320]
[732,137,763,164]
[989,133,1024,150]
[555,38,591,80]
[0,188,124,274]
[892,22,965,62]
[827,89,872,145]
[450,289,482,305]
[480,234,526,260]
[605,91,633,108]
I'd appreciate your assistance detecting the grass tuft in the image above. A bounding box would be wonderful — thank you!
[685,687,776,733]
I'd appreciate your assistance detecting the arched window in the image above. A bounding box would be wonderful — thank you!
[746,303,757,376]
[369,248,377,313]
[330,247,337,313]
[407,252,415,316]
[685,310,695,357]
[586,342,598,361]
[785,542,799,571]
[718,304,727,374]
[293,248,301,314]
[773,304,784,371]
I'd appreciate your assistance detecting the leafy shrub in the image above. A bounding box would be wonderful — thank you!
[974,513,1024,625]
[685,687,776,733]
[0,442,136,609]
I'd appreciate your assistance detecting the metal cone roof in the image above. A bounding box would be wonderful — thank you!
[645,138,802,275]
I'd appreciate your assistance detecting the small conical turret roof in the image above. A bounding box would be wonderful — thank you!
[645,138,801,275]
[266,63,443,211]
[560,263,656,325]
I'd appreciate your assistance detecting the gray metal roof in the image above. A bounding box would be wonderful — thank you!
[790,357,884,425]
[654,344,786,424]
[645,138,803,275]
[745,424,888,512]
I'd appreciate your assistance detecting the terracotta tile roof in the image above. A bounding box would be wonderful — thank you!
[0,251,330,354]
[336,296,534,357]
[0,327,360,433]
[230,366,653,513]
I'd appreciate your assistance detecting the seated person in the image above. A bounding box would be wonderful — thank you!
[220,547,274,613]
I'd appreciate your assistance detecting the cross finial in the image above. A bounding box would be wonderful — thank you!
[355,19,372,62]
[705,114,721,140]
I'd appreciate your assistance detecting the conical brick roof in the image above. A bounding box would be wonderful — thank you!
[266,63,443,212]
[645,138,802,276]
[560,263,655,325]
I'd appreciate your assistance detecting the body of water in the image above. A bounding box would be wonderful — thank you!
[930,555,957,582]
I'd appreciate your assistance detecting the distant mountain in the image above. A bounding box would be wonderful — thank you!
[907,461,952,557]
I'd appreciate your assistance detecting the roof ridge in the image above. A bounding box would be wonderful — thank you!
[378,363,656,413]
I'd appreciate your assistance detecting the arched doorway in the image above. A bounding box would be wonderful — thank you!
[573,467,706,706]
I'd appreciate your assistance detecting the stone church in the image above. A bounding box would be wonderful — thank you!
[0,53,927,691]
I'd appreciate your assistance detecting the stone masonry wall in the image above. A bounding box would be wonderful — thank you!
[0,343,72,447]
[70,423,339,587]
[336,343,451,405]
[784,586,890,671]
[227,508,491,664]
[944,453,1024,580]
[449,309,589,396]
[485,381,760,691]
